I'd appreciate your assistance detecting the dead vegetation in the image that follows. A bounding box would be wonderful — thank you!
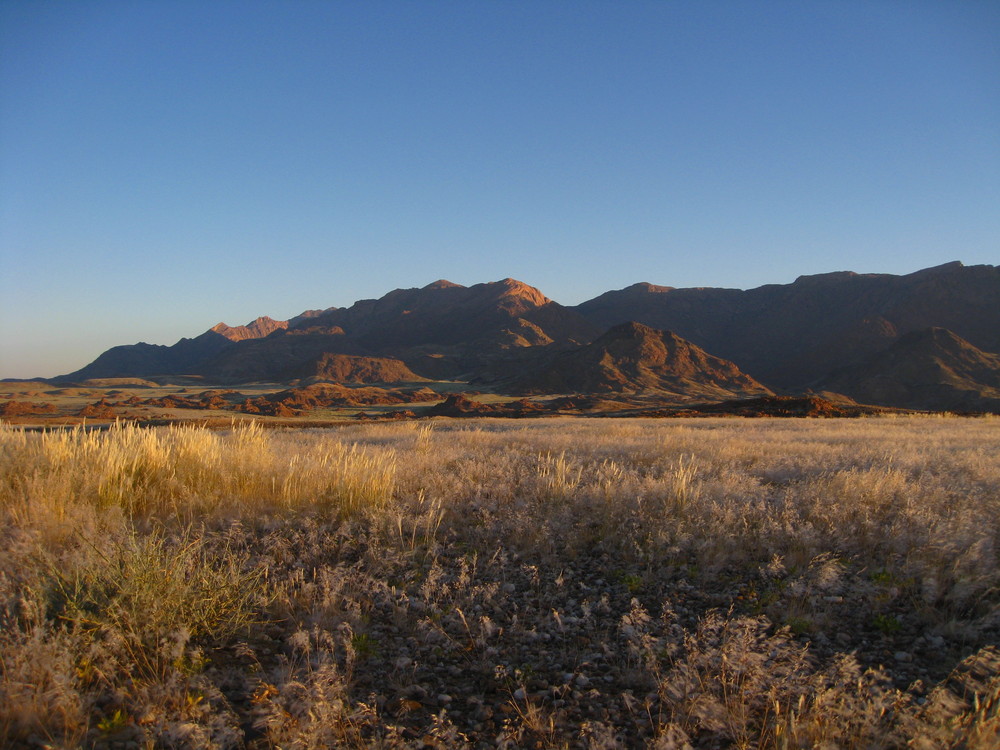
[1,416,998,748]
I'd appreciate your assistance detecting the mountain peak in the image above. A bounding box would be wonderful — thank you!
[210,316,288,342]
[423,279,464,290]
[904,261,965,279]
[491,278,550,305]
[497,277,537,290]
[603,320,660,339]
[792,270,861,285]
[624,282,674,294]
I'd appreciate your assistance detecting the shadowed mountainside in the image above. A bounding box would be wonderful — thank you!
[818,327,1000,412]
[572,262,1000,390]
[64,330,237,380]
[498,321,772,399]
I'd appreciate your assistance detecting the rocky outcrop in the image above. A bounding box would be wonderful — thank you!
[308,353,425,383]
[426,394,546,418]
[237,383,438,416]
[691,395,864,418]
[210,316,288,341]
[0,400,57,416]
[77,400,117,418]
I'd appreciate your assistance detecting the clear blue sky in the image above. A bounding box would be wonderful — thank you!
[1,0,998,378]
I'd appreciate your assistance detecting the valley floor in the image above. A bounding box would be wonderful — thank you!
[1,416,998,747]
[0,376,898,428]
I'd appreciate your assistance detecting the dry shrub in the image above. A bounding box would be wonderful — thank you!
[906,646,1000,750]
[1,526,264,747]
[627,606,904,749]
[0,620,88,747]
[42,529,264,677]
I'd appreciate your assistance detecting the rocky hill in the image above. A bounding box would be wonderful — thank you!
[501,321,771,399]
[819,327,1000,412]
[285,277,597,351]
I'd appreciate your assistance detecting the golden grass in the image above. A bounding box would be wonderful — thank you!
[1,416,998,747]
[0,420,395,524]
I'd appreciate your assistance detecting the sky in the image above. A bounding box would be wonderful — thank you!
[1,1,998,379]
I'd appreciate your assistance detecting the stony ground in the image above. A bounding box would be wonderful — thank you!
[210,521,998,749]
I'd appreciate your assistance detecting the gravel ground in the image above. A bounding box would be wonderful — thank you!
[150,520,996,749]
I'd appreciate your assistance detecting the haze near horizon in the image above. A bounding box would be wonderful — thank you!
[1,1,998,378]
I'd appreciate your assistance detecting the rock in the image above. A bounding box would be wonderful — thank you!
[0,400,58,416]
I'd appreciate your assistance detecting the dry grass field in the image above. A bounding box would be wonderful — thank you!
[1,416,998,748]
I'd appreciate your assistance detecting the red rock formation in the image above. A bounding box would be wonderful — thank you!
[77,399,116,418]
[426,394,546,418]
[0,400,57,416]
[236,384,439,415]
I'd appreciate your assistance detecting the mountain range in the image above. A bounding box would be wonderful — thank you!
[61,261,1000,412]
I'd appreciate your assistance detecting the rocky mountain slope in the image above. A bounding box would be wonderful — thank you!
[572,261,1000,390]
[500,321,771,399]
[59,262,1000,411]
[818,327,1000,412]
[209,316,288,342]
[65,278,598,384]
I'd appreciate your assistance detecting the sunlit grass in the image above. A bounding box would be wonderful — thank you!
[1,416,998,747]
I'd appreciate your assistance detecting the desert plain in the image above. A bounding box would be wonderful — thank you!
[1,406,997,748]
